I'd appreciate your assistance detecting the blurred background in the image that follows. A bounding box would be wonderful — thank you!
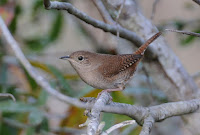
[0,0,199,134]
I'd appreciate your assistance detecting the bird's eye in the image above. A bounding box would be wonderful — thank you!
[78,56,84,61]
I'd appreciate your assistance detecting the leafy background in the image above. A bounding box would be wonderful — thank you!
[0,0,200,135]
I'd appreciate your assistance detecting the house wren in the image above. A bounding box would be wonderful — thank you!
[60,32,162,96]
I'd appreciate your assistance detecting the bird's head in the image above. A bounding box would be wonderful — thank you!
[60,51,99,71]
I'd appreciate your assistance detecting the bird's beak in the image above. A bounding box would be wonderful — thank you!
[59,55,70,60]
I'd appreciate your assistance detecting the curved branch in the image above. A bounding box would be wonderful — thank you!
[150,0,160,20]
[0,93,16,101]
[165,29,200,37]
[91,0,115,24]
[192,0,200,5]
[81,97,200,126]
[101,120,136,135]
[43,0,145,50]
[0,17,86,108]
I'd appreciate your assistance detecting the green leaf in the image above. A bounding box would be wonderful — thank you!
[29,111,44,126]
[23,66,38,91]
[24,11,64,51]
[0,63,7,85]
[0,0,8,5]
[112,91,133,104]
[49,12,64,41]
[181,35,196,45]
[0,101,38,112]
[39,118,49,132]
[174,20,185,30]
[0,120,19,135]
[47,65,75,96]
[26,127,35,135]
[25,37,50,51]
[180,29,200,46]
[102,113,115,130]
[9,5,22,34]
[36,90,48,106]
[30,60,79,80]
[32,0,43,17]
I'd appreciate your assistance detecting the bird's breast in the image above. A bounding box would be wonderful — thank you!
[76,68,118,89]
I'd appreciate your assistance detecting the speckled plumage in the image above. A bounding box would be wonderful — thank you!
[60,32,162,93]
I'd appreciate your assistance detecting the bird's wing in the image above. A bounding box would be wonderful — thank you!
[99,54,142,78]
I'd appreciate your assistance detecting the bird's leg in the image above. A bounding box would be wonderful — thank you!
[97,87,124,99]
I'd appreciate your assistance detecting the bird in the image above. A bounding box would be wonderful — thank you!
[60,32,162,97]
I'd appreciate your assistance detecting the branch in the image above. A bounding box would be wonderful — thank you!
[115,0,126,23]
[91,0,115,24]
[165,29,200,37]
[0,93,16,101]
[101,120,136,135]
[151,0,160,20]
[139,117,154,135]
[81,97,200,126]
[43,0,145,50]
[0,17,86,108]
[192,0,200,5]
[87,92,111,135]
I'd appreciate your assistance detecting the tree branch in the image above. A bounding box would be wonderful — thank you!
[91,0,115,24]
[43,0,145,51]
[80,97,200,126]
[0,17,86,108]
[0,93,16,101]
[192,0,200,5]
[151,0,160,20]
[87,92,111,135]
[165,29,200,37]
[139,116,154,135]
[101,120,136,135]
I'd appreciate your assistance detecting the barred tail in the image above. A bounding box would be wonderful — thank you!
[134,32,162,55]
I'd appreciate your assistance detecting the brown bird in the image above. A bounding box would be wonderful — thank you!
[60,32,162,96]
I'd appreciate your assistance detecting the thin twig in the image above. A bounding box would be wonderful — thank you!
[116,0,126,23]
[151,0,160,20]
[101,120,136,135]
[192,0,200,5]
[91,0,115,24]
[141,65,155,104]
[165,29,200,37]
[43,0,144,48]
[79,118,90,128]
[97,122,105,135]
[0,93,16,101]
[119,123,138,135]
[116,0,126,45]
